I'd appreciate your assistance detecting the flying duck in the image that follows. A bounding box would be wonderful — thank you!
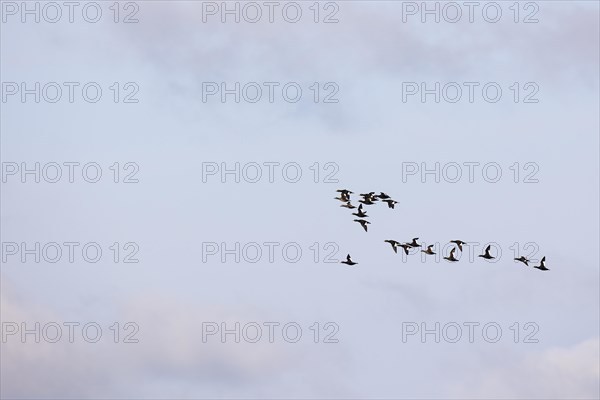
[382,199,398,209]
[376,192,391,200]
[478,245,495,260]
[534,256,549,271]
[399,244,412,255]
[421,244,436,255]
[384,240,401,253]
[334,193,349,202]
[340,254,357,266]
[405,238,421,248]
[514,256,530,266]
[340,202,356,209]
[359,198,376,205]
[444,247,459,262]
[450,240,467,252]
[352,204,368,218]
[354,219,371,232]
[336,189,353,197]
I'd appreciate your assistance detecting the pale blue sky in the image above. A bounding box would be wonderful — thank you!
[1,1,599,398]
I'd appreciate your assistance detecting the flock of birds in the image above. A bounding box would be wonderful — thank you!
[334,189,549,271]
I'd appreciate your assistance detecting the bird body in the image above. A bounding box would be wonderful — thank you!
[514,256,530,266]
[478,245,495,260]
[352,204,368,218]
[405,238,421,248]
[340,202,356,209]
[450,240,466,252]
[383,199,398,209]
[399,244,412,255]
[341,254,357,266]
[534,256,549,271]
[444,248,459,262]
[384,240,401,253]
[421,244,436,255]
[354,219,371,232]
[334,194,349,202]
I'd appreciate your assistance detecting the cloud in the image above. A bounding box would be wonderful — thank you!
[449,337,600,399]
[0,280,350,399]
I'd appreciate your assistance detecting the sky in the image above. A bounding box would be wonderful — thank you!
[1,1,599,399]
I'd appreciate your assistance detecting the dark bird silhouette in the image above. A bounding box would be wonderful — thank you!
[444,247,459,262]
[340,201,356,209]
[336,189,353,197]
[450,240,467,252]
[359,192,379,203]
[534,256,549,271]
[334,193,349,202]
[382,199,398,209]
[478,245,495,260]
[359,198,376,205]
[352,204,368,218]
[421,244,436,255]
[384,240,401,253]
[514,256,530,266]
[405,238,421,248]
[340,254,357,266]
[376,192,391,200]
[399,244,412,255]
[354,219,371,232]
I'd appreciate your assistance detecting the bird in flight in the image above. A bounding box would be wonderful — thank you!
[405,238,421,248]
[334,193,349,202]
[340,254,357,266]
[352,204,368,218]
[354,219,371,232]
[382,199,398,209]
[340,202,356,209]
[450,240,467,252]
[478,245,495,260]
[337,189,353,197]
[384,240,401,253]
[376,192,391,200]
[514,256,530,266]
[359,198,377,205]
[421,244,436,255]
[398,244,412,255]
[534,256,549,271]
[444,247,459,262]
